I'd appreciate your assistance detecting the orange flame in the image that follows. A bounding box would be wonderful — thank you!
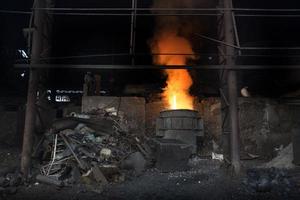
[151,31,195,110]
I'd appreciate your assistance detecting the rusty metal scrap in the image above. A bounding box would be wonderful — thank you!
[37,108,150,188]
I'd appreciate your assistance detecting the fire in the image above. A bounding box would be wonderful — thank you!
[151,31,195,110]
[164,69,194,110]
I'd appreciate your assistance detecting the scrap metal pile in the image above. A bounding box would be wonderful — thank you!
[36,108,150,190]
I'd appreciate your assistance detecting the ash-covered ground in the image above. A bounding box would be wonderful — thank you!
[6,168,300,200]
[0,146,299,200]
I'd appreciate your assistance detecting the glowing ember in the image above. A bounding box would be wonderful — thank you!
[151,31,195,110]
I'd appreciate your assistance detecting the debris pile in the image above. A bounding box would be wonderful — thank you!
[36,108,151,191]
[0,173,22,195]
[263,143,295,169]
[243,168,295,194]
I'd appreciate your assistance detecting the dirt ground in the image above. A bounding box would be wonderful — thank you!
[0,146,299,200]
[4,169,299,200]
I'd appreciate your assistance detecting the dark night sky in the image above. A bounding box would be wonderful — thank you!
[1,0,300,97]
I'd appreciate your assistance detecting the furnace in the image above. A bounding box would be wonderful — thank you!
[156,109,204,152]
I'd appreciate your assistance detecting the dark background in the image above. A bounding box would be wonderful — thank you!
[1,0,300,98]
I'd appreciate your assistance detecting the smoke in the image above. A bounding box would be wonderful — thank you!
[150,30,195,65]
[149,0,201,65]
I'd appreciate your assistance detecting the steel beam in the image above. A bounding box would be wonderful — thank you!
[14,64,300,69]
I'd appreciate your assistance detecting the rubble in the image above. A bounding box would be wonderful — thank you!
[243,168,294,194]
[0,172,22,196]
[35,108,151,191]
[263,143,295,169]
[121,152,147,175]
[211,152,224,161]
[91,166,108,185]
[100,148,112,159]
[36,175,63,187]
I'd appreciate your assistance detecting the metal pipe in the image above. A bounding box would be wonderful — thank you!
[14,64,300,70]
[241,47,300,50]
[30,7,300,12]
[231,12,242,55]
[194,33,240,49]
[59,133,85,170]
[4,7,300,18]
[129,0,137,64]
[48,12,222,16]
[47,134,58,175]
[15,52,300,62]
[129,0,135,55]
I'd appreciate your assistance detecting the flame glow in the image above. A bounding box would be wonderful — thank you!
[151,31,195,110]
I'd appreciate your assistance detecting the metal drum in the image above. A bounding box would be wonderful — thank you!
[156,109,204,152]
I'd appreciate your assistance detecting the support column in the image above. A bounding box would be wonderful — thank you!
[227,71,240,173]
[21,0,44,177]
[218,0,241,173]
[224,0,241,173]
